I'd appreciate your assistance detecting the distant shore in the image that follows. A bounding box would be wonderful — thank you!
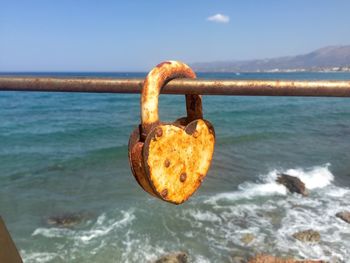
[192,45,350,73]
[251,66,350,73]
[196,67,350,73]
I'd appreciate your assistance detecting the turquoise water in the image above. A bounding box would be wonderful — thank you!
[1,72,350,262]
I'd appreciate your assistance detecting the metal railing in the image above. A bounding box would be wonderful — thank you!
[1,77,350,97]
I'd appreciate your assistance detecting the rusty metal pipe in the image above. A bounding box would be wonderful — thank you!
[1,77,350,97]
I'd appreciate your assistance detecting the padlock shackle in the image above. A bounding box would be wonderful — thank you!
[141,61,203,136]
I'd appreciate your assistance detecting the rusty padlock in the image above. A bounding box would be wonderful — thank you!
[128,61,215,204]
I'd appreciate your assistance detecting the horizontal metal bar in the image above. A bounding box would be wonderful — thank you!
[1,77,350,97]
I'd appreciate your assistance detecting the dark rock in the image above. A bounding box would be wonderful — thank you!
[292,229,321,243]
[154,252,188,263]
[248,254,326,263]
[276,173,308,196]
[336,211,350,224]
[46,212,89,228]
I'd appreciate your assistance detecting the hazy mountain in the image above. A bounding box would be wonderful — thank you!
[191,45,350,72]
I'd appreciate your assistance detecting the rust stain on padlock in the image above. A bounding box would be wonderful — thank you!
[180,172,187,183]
[128,61,215,204]
[164,159,171,168]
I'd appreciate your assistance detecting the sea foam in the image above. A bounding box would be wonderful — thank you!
[200,164,350,261]
[280,163,334,189]
[24,164,350,262]
[206,163,334,205]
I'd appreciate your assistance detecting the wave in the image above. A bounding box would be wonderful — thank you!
[279,164,334,189]
[25,210,136,263]
[21,164,350,262]
[206,164,334,204]
[201,164,350,261]
[19,252,58,263]
[32,210,135,241]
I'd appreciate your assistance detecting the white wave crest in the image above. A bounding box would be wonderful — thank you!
[280,163,333,189]
[206,164,334,204]
[20,251,59,263]
[200,163,350,261]
[79,210,135,242]
[31,210,135,242]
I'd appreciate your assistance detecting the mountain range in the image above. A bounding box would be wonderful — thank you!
[191,45,350,72]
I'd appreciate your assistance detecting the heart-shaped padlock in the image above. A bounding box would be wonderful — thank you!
[128,61,215,204]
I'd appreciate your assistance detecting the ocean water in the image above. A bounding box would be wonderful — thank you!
[0,72,350,262]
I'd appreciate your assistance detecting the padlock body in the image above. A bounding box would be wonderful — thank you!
[129,118,215,204]
[128,127,157,197]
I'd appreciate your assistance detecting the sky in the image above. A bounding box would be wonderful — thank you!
[1,0,350,72]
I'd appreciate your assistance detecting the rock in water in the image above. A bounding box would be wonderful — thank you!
[46,212,89,228]
[241,233,255,245]
[231,256,246,263]
[336,211,350,224]
[292,229,321,243]
[248,254,325,263]
[154,252,188,263]
[276,173,308,196]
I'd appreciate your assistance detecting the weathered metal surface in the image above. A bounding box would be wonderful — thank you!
[1,77,350,97]
[141,61,197,136]
[143,119,215,204]
[0,216,23,263]
[128,61,215,204]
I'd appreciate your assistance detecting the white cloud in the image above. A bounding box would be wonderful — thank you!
[207,13,230,23]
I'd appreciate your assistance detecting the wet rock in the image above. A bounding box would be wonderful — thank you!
[292,229,321,243]
[335,211,350,224]
[276,173,308,196]
[46,212,89,228]
[232,255,246,263]
[154,252,188,263]
[241,233,255,245]
[248,254,325,263]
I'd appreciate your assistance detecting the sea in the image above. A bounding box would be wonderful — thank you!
[0,72,350,263]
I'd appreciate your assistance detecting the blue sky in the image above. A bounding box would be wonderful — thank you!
[1,0,350,71]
